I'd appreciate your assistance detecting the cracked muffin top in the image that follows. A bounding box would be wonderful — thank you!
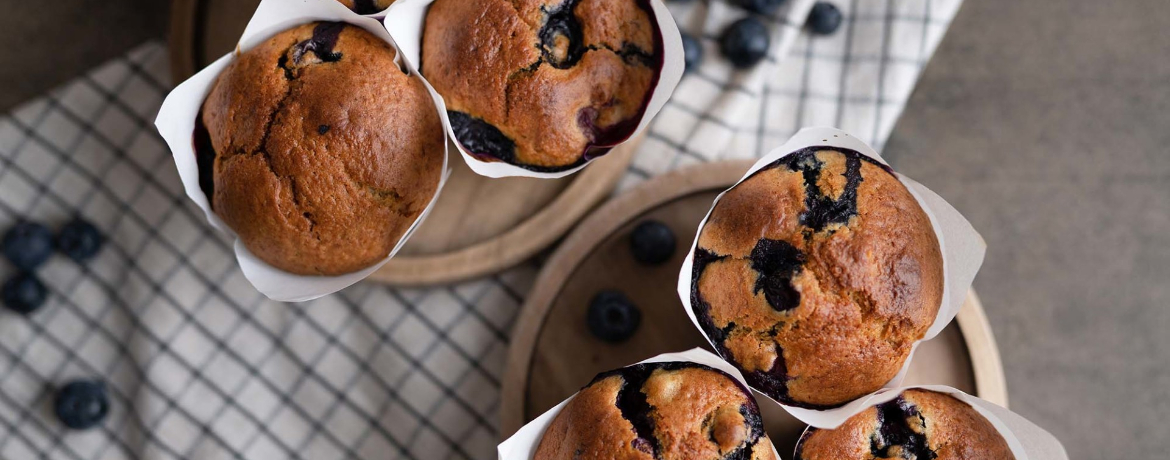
[534,362,777,460]
[795,389,1016,460]
[690,147,944,408]
[336,0,395,15]
[197,22,444,276]
[421,0,662,172]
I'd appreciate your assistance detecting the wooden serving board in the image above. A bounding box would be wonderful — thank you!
[169,0,636,285]
[501,160,1008,456]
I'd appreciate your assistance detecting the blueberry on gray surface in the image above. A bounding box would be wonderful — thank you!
[2,272,46,315]
[55,380,110,430]
[587,290,642,343]
[720,17,771,69]
[734,0,788,15]
[2,221,54,271]
[807,2,843,35]
[57,219,104,262]
[629,220,677,265]
[680,33,703,73]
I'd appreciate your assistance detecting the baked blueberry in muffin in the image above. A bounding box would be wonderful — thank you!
[535,362,777,460]
[336,0,395,15]
[421,0,664,171]
[795,389,1016,460]
[197,22,444,276]
[690,147,943,408]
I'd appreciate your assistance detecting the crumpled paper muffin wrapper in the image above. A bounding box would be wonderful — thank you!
[497,348,785,460]
[155,0,450,302]
[794,385,1069,460]
[677,127,988,427]
[384,0,686,179]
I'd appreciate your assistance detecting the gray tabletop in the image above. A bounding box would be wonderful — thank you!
[1,0,1166,457]
[887,0,1170,457]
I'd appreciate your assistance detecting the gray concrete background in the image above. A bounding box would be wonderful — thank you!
[2,0,1166,457]
[886,1,1170,457]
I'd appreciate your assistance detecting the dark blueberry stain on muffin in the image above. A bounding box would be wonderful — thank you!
[192,113,216,208]
[749,239,805,312]
[690,248,797,406]
[590,362,769,460]
[780,147,895,233]
[292,22,346,64]
[448,111,517,163]
[611,364,662,458]
[318,124,330,135]
[870,397,937,460]
[793,428,814,460]
[788,150,862,233]
[351,0,380,15]
[539,0,586,70]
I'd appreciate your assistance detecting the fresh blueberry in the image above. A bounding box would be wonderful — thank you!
[2,273,46,315]
[807,2,843,35]
[2,221,54,271]
[56,219,104,262]
[629,220,677,265]
[55,379,109,430]
[681,33,703,73]
[720,17,770,69]
[587,290,642,343]
[734,0,788,15]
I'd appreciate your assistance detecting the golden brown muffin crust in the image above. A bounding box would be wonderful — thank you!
[796,389,1016,460]
[199,22,444,276]
[421,0,661,170]
[691,148,944,408]
[534,363,777,460]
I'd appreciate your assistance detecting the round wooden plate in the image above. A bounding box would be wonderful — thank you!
[168,0,637,285]
[501,160,1008,455]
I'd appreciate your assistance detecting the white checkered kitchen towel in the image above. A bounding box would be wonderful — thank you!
[0,0,962,458]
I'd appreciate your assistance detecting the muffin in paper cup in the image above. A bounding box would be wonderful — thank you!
[793,386,1068,460]
[155,0,450,302]
[499,348,784,460]
[384,0,686,179]
[678,127,987,425]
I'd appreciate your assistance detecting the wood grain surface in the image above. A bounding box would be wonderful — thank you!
[501,160,1008,455]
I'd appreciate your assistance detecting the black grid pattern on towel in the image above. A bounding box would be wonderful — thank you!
[0,0,960,458]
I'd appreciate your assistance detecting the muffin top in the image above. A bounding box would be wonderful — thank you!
[690,147,944,408]
[534,362,776,460]
[336,0,395,15]
[198,22,444,276]
[795,389,1016,460]
[421,0,662,171]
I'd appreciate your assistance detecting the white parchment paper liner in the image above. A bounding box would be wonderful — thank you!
[677,127,987,427]
[155,0,450,302]
[498,348,785,460]
[795,386,1068,460]
[385,0,686,179]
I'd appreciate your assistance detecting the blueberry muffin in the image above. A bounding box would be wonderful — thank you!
[336,0,395,15]
[421,0,663,171]
[795,389,1016,460]
[196,22,444,276]
[535,362,776,460]
[690,147,944,408]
